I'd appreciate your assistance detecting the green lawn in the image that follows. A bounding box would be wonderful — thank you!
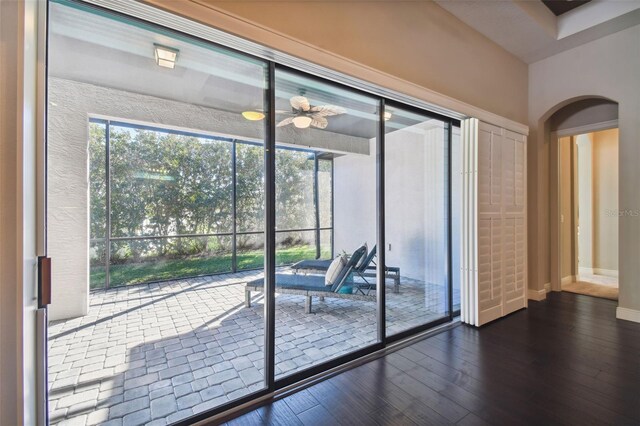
[90,245,331,289]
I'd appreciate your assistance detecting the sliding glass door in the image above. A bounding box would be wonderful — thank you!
[47,1,268,423]
[384,105,451,337]
[46,1,456,424]
[273,68,381,380]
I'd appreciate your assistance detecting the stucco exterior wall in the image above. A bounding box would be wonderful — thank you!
[334,121,449,287]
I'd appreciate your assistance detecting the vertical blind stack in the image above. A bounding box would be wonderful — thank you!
[461,119,527,326]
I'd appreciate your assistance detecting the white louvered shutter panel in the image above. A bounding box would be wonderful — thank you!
[502,130,527,315]
[461,119,527,326]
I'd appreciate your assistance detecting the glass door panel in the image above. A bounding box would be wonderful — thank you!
[384,106,450,336]
[274,68,380,379]
[47,1,267,423]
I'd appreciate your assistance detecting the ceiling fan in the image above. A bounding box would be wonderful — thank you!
[277,96,346,129]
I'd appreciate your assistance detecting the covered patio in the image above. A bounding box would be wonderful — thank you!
[48,271,446,425]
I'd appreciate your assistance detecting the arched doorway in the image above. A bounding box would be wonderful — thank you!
[543,97,619,299]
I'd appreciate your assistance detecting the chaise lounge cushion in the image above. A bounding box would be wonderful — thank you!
[292,259,333,271]
[246,274,334,292]
[325,255,346,286]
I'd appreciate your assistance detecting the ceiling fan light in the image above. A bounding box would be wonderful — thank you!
[242,111,265,121]
[292,116,313,129]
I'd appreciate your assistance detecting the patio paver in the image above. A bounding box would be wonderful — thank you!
[48,270,448,425]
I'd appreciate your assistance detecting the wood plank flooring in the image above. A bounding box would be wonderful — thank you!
[222,292,640,425]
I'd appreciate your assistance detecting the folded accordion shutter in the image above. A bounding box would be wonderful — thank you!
[461,119,527,326]
[461,118,478,325]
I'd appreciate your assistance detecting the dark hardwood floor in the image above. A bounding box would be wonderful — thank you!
[222,292,640,425]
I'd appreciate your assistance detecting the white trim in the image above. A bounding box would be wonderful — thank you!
[528,288,547,301]
[593,268,619,278]
[560,276,575,287]
[556,120,618,138]
[460,118,479,326]
[616,307,640,324]
[84,0,529,135]
[578,266,594,275]
[558,2,640,39]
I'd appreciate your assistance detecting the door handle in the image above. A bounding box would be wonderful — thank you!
[38,256,51,308]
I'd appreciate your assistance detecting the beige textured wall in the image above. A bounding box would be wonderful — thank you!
[147,0,528,125]
[529,24,639,319]
[593,128,619,273]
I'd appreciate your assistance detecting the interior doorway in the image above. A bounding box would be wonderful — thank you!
[558,128,619,300]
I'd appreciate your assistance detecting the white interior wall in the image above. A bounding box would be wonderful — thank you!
[576,133,594,272]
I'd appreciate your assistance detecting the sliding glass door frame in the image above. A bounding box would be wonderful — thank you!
[269,63,385,390]
[381,99,457,344]
[45,2,460,424]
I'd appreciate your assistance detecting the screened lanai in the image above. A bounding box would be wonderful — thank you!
[88,119,335,290]
[46,1,458,424]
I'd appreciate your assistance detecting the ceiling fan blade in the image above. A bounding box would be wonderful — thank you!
[310,116,328,129]
[276,117,294,127]
[310,104,346,117]
[290,96,310,111]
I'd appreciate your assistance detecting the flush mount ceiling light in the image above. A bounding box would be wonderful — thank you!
[241,111,265,121]
[292,115,313,129]
[154,44,179,69]
[384,111,392,121]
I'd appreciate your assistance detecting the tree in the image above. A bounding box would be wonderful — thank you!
[89,121,332,286]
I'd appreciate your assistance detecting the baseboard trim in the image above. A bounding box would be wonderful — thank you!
[616,307,640,324]
[593,268,619,278]
[544,282,552,293]
[578,267,594,275]
[528,288,547,301]
[561,275,575,287]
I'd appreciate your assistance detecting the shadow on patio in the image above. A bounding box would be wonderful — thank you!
[48,271,443,425]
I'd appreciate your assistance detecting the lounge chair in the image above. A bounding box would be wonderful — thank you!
[244,245,374,314]
[291,245,400,293]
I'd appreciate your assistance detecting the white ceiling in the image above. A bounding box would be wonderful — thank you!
[435,0,640,64]
[48,2,384,140]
